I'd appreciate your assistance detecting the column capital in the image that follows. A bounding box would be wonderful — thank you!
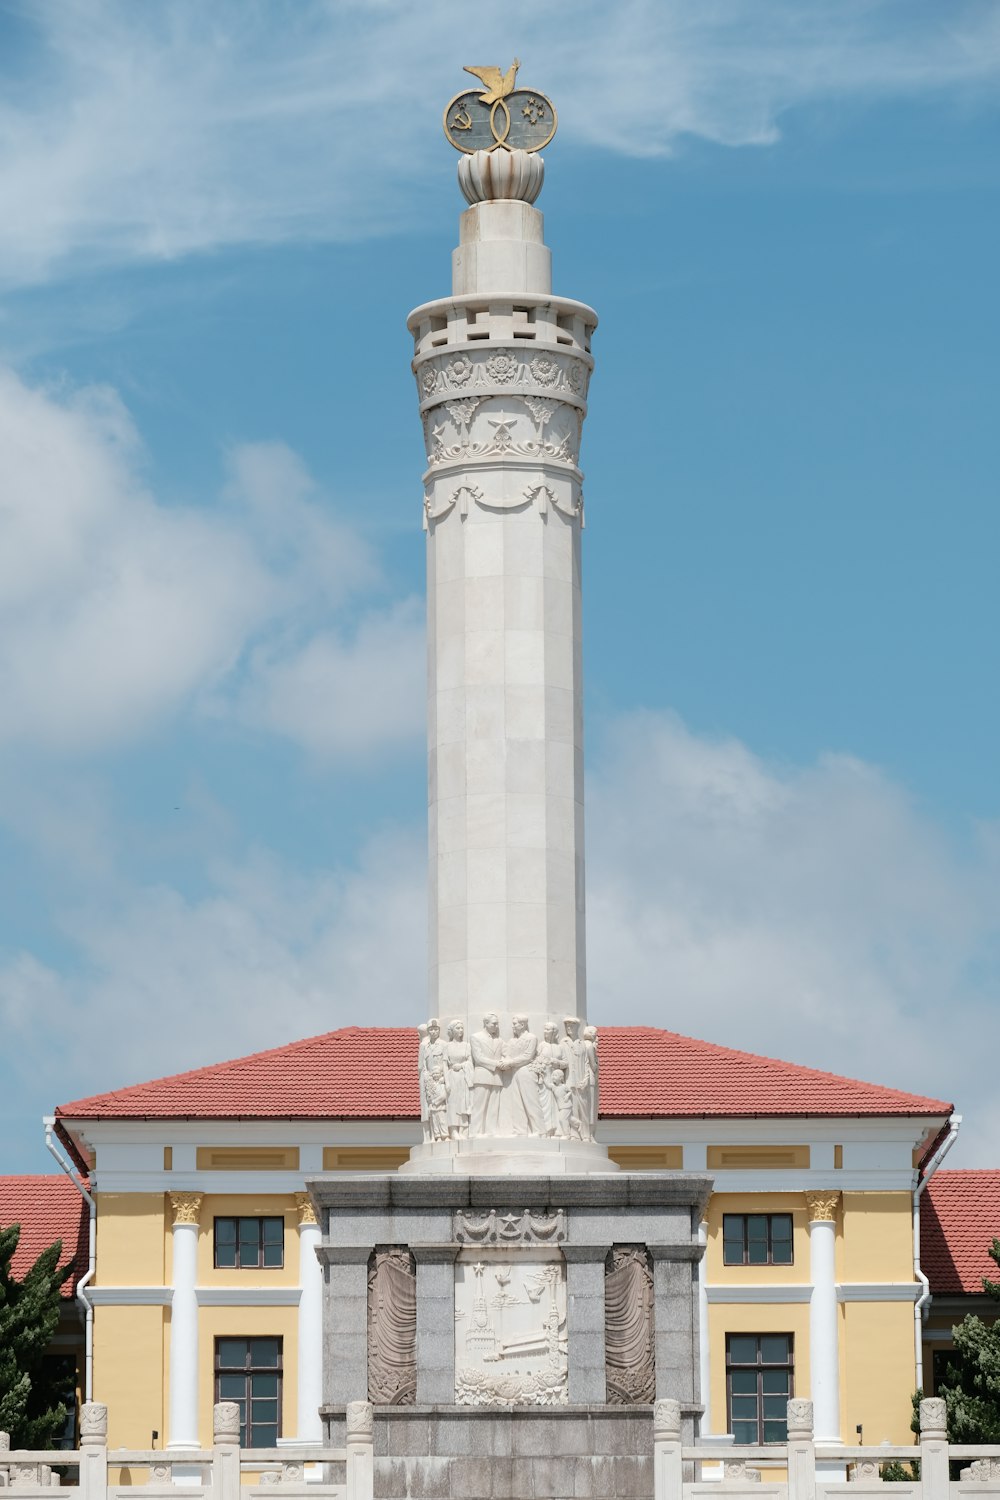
[294,1192,319,1227]
[805,1192,841,1223]
[169,1192,203,1227]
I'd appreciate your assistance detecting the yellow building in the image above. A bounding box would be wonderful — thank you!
[32,1021,956,1457]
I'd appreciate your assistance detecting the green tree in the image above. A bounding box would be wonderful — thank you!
[935,1236,1000,1443]
[0,1221,75,1446]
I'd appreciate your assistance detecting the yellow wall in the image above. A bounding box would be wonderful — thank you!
[95,1194,166,1286]
[706,1194,811,1285]
[841,1302,916,1443]
[96,1306,165,1449]
[839,1193,913,1282]
[196,1306,298,1450]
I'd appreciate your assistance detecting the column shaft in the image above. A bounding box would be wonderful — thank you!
[807,1201,841,1444]
[296,1204,323,1441]
[168,1194,202,1449]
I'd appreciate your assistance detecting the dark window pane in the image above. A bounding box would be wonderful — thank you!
[730,1370,757,1394]
[762,1370,790,1394]
[251,1373,279,1398]
[216,1242,237,1269]
[251,1425,278,1450]
[772,1239,793,1265]
[748,1239,768,1265]
[770,1215,792,1243]
[262,1219,283,1245]
[763,1419,787,1443]
[760,1335,791,1364]
[239,1221,261,1265]
[732,1420,757,1444]
[747,1216,768,1242]
[216,1219,237,1244]
[728,1336,758,1365]
[217,1339,247,1368]
[251,1398,278,1423]
[252,1339,281,1368]
[218,1375,245,1399]
[763,1395,788,1418]
[263,1242,283,1268]
[723,1223,745,1264]
[731,1396,758,1418]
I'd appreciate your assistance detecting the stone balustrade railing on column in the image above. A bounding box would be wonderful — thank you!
[0,1401,374,1499]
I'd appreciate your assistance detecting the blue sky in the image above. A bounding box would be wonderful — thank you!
[1,1,998,1172]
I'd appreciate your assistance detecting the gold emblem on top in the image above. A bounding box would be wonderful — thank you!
[444,60,557,155]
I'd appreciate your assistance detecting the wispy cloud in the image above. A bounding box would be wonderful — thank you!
[3,711,998,1167]
[0,366,424,757]
[0,0,997,286]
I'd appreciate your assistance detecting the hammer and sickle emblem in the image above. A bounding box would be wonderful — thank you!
[451,107,473,131]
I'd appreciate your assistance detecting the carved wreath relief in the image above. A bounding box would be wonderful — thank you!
[417,1015,598,1143]
[454,1251,568,1407]
[605,1246,655,1405]
[367,1249,417,1406]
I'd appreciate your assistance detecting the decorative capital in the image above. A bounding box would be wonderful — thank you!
[805,1191,841,1223]
[214,1402,241,1443]
[346,1401,374,1437]
[294,1192,318,1227]
[786,1398,814,1439]
[169,1191,203,1226]
[920,1397,948,1440]
[653,1399,681,1440]
[79,1403,108,1441]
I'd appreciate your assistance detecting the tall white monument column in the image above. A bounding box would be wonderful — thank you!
[294,1193,323,1442]
[807,1192,842,1447]
[168,1192,202,1450]
[410,152,596,1049]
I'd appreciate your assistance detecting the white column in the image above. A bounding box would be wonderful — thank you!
[698,1219,712,1434]
[410,149,598,1043]
[168,1192,202,1449]
[806,1193,841,1447]
[295,1193,323,1442]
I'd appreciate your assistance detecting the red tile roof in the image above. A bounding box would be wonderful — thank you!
[55,1025,951,1122]
[921,1170,1000,1295]
[0,1176,89,1297]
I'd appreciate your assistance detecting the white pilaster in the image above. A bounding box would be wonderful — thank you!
[295,1194,323,1442]
[168,1192,202,1449]
[698,1219,711,1434]
[807,1193,841,1447]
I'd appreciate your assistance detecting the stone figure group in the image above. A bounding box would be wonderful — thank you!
[417,1014,598,1142]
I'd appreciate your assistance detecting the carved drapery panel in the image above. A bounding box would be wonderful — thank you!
[367,1249,416,1406]
[604,1246,655,1405]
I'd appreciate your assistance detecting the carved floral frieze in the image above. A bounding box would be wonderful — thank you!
[416,347,590,409]
[422,398,582,472]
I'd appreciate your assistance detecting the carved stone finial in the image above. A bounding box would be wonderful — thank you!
[653,1399,681,1439]
[458,149,544,206]
[214,1402,241,1443]
[786,1398,814,1439]
[805,1192,841,1223]
[169,1192,203,1227]
[294,1192,318,1228]
[79,1403,108,1441]
[346,1402,374,1437]
[920,1397,948,1440]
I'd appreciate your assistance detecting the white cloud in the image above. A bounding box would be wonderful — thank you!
[0,367,423,757]
[2,710,998,1166]
[0,0,997,286]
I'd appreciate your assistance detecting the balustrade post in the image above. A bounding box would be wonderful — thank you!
[78,1403,108,1500]
[0,1430,9,1488]
[919,1398,948,1500]
[212,1403,241,1500]
[345,1402,374,1500]
[787,1400,816,1500]
[654,1399,684,1500]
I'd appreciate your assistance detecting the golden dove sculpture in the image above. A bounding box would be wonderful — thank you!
[463,59,520,105]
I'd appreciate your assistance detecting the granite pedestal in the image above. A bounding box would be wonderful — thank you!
[309,1173,712,1500]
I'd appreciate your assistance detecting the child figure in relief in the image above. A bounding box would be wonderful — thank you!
[551,1066,576,1140]
[426,1059,449,1141]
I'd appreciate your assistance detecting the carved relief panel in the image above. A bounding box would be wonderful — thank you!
[454,1249,568,1407]
[605,1245,655,1405]
[367,1248,416,1406]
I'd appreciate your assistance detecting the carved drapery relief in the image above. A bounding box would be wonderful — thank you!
[805,1192,841,1223]
[455,1252,568,1407]
[423,396,582,471]
[423,478,582,529]
[367,1249,416,1406]
[454,1209,567,1246]
[604,1246,655,1405]
[420,1014,598,1143]
[169,1192,203,1226]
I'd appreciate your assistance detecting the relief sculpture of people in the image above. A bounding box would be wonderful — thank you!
[416,1014,598,1142]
